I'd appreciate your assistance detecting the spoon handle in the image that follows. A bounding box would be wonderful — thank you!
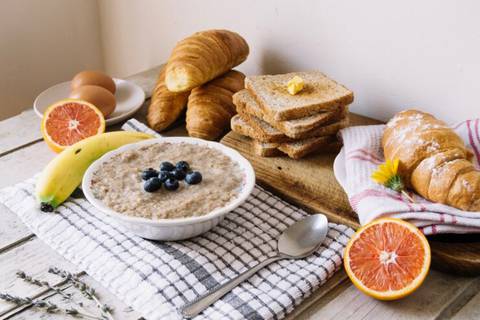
[180,255,283,318]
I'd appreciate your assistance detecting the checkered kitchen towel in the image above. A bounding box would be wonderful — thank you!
[336,118,480,235]
[0,119,354,320]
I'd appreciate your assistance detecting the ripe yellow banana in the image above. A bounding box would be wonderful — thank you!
[36,131,153,211]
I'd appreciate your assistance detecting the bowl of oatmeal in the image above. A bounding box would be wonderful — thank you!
[82,137,255,240]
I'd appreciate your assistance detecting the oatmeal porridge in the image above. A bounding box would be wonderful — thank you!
[90,142,244,219]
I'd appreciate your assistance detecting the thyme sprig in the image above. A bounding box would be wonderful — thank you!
[48,267,114,320]
[0,293,100,319]
[16,271,72,300]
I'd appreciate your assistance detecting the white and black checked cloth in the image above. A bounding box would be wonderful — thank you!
[0,119,354,320]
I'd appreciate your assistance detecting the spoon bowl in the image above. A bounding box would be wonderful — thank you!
[278,214,329,258]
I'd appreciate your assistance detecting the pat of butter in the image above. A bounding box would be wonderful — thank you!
[287,76,304,95]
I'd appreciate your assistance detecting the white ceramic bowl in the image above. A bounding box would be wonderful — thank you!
[82,137,256,241]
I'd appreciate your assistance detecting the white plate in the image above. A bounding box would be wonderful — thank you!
[82,137,256,241]
[33,78,146,126]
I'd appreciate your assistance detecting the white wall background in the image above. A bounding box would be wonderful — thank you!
[0,0,103,120]
[98,0,480,123]
[2,0,479,123]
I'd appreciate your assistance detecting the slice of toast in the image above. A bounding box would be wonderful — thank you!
[245,71,353,121]
[231,114,290,143]
[233,89,348,137]
[252,138,342,158]
[231,115,341,159]
[252,140,282,157]
[277,137,341,159]
[240,110,348,141]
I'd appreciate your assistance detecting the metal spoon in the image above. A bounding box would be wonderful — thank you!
[180,214,329,318]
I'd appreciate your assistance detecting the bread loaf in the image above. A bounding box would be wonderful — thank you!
[382,110,480,211]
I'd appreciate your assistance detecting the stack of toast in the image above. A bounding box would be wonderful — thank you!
[230,71,354,159]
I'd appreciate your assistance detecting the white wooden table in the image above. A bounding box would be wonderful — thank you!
[1,66,480,320]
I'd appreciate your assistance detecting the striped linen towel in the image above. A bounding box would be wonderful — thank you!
[335,118,480,235]
[0,119,354,320]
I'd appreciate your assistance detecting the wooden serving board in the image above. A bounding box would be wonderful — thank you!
[221,113,480,275]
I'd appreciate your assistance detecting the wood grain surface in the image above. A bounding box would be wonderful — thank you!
[221,113,480,276]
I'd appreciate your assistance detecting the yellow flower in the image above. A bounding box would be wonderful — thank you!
[371,158,399,185]
[371,158,404,192]
[371,158,415,202]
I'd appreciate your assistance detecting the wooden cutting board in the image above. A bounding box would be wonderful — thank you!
[221,113,480,275]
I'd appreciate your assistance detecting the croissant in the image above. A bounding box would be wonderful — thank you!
[147,67,190,132]
[186,70,245,140]
[382,110,480,211]
[165,29,249,92]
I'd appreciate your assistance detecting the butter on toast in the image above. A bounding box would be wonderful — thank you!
[245,71,353,121]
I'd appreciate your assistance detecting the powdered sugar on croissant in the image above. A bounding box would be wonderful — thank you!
[382,110,480,211]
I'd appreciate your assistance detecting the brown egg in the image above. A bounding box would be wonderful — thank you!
[70,85,116,118]
[71,70,116,94]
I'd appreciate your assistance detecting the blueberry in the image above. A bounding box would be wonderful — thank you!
[164,178,179,191]
[158,171,171,182]
[176,161,190,172]
[172,169,186,180]
[185,171,202,185]
[141,168,158,181]
[160,161,175,172]
[144,177,162,192]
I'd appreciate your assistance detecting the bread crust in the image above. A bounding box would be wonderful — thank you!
[231,115,340,158]
[233,89,348,138]
[383,109,480,211]
[166,30,248,92]
[245,71,353,121]
[147,67,190,132]
[186,70,245,140]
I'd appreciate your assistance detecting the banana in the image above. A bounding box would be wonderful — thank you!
[36,131,153,211]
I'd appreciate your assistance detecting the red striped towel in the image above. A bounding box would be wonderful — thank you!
[334,119,480,235]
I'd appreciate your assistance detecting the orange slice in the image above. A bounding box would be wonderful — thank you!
[41,99,105,153]
[344,218,430,300]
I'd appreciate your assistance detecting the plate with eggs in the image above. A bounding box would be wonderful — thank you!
[34,71,146,126]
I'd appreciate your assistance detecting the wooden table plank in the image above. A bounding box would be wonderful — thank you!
[0,142,54,189]
[450,282,480,320]
[0,110,43,157]
[300,271,479,320]
[0,238,141,319]
[0,204,33,254]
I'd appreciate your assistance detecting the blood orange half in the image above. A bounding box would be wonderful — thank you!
[41,99,105,153]
[344,218,430,300]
